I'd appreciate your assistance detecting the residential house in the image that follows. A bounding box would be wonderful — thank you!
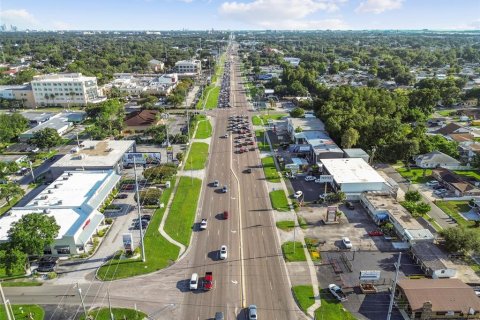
[432,168,480,197]
[148,59,164,72]
[414,151,461,169]
[459,142,480,165]
[124,110,161,133]
[449,133,475,143]
[434,123,470,137]
[410,242,457,279]
[394,279,480,319]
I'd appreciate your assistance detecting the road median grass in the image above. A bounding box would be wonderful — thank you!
[292,285,315,314]
[262,156,281,182]
[252,115,263,125]
[315,289,356,320]
[194,120,212,139]
[97,179,179,280]
[1,281,43,287]
[281,241,306,262]
[185,142,209,170]
[276,220,295,231]
[206,86,220,109]
[80,308,146,320]
[269,190,290,211]
[164,176,202,246]
[255,130,270,152]
[1,305,44,320]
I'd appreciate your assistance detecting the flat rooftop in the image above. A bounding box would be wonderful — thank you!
[1,170,120,241]
[288,117,325,131]
[21,114,70,136]
[51,140,135,168]
[321,158,386,184]
[21,112,55,122]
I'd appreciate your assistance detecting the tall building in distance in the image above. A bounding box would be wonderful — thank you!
[31,73,106,107]
[174,60,201,75]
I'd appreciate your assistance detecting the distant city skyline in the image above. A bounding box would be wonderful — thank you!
[0,0,479,31]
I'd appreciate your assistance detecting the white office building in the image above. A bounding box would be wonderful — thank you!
[31,73,106,107]
[174,60,201,74]
[1,170,121,255]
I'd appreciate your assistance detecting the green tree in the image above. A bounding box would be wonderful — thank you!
[290,107,305,118]
[136,188,162,205]
[176,152,184,162]
[0,248,27,276]
[0,113,28,143]
[415,202,431,216]
[143,164,177,182]
[405,190,421,202]
[0,161,19,180]
[0,182,25,205]
[29,128,62,151]
[402,201,418,214]
[440,226,480,254]
[8,213,60,256]
[341,128,360,149]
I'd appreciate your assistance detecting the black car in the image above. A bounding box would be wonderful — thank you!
[37,263,56,273]
[245,168,252,174]
[116,193,128,199]
[133,220,149,229]
[141,214,152,221]
[345,201,355,210]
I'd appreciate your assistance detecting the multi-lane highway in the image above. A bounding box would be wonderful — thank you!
[181,44,301,319]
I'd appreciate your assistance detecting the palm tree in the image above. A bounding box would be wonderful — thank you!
[49,93,55,107]
[0,182,25,205]
[44,93,50,106]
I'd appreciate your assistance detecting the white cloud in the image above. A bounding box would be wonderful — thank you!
[355,0,403,14]
[52,21,72,30]
[0,9,39,27]
[219,0,346,29]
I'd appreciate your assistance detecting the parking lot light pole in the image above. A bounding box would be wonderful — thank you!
[76,283,87,318]
[133,157,146,263]
[29,161,35,183]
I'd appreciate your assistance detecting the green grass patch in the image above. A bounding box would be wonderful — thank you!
[0,304,44,320]
[436,200,473,228]
[255,129,270,151]
[297,215,308,229]
[185,142,209,170]
[315,290,356,320]
[292,285,315,313]
[269,190,290,211]
[196,84,214,109]
[80,308,146,320]
[261,156,280,182]
[205,86,220,110]
[252,115,263,125]
[281,241,306,262]
[1,281,43,287]
[164,176,202,246]
[97,179,179,280]
[194,120,212,139]
[305,238,322,261]
[276,220,295,231]
[437,109,457,117]
[454,170,480,181]
[396,167,432,184]
[0,195,22,216]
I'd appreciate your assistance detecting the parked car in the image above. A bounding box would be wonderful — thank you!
[141,214,152,221]
[200,218,208,230]
[434,189,448,195]
[305,176,315,181]
[328,284,347,302]
[342,237,352,249]
[368,230,384,237]
[248,305,258,320]
[219,245,228,260]
[245,168,252,173]
[345,201,355,210]
[294,191,303,198]
[189,273,199,290]
[116,193,128,199]
[426,180,440,187]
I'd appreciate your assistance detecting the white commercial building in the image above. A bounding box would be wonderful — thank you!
[174,60,201,74]
[284,57,301,67]
[50,140,136,178]
[0,84,35,108]
[320,158,389,199]
[1,170,121,255]
[19,113,72,141]
[31,73,106,107]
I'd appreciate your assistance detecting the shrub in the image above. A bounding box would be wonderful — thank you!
[105,218,113,225]
[47,272,57,279]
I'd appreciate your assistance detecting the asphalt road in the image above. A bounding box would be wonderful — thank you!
[180,45,301,319]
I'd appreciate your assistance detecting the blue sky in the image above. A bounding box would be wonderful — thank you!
[1,0,479,31]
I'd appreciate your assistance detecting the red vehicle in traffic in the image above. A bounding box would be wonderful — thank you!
[204,272,213,290]
[368,230,384,236]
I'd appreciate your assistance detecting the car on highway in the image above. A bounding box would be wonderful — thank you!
[294,191,303,198]
[342,237,352,249]
[328,284,347,302]
[248,305,258,319]
[223,211,229,219]
[245,168,252,173]
[222,186,228,193]
[213,180,219,187]
[203,272,213,290]
[305,176,315,181]
[219,245,228,260]
[190,273,199,290]
[214,312,224,320]
[200,218,208,230]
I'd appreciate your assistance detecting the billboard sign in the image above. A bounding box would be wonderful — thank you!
[123,152,161,165]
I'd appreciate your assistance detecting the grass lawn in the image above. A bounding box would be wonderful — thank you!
[396,167,432,184]
[252,114,288,126]
[1,304,44,320]
[164,177,202,246]
[194,120,212,139]
[261,156,280,183]
[269,190,290,211]
[315,290,356,320]
[206,86,220,110]
[305,238,322,262]
[196,84,214,109]
[184,142,209,170]
[292,285,315,313]
[297,215,309,229]
[1,281,43,287]
[437,109,457,117]
[276,220,295,231]
[281,241,306,262]
[80,308,146,320]
[252,115,263,125]
[0,195,22,216]
[435,200,474,229]
[454,170,480,181]
[97,179,180,280]
[255,130,270,151]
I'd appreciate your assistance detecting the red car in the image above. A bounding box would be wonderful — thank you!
[203,272,213,290]
[223,211,228,219]
[368,230,384,236]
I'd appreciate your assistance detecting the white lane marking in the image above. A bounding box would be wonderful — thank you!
[218,229,220,236]
[270,281,273,291]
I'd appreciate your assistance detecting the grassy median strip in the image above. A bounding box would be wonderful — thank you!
[185,142,209,170]
[195,120,212,139]
[269,190,290,211]
[292,285,315,314]
[164,176,202,246]
[1,281,43,287]
[81,308,146,320]
[281,241,306,262]
[252,115,263,125]
[0,305,44,320]
[276,220,295,231]
[315,290,356,320]
[97,179,179,280]
[255,130,270,152]
[206,86,220,109]
[262,156,280,182]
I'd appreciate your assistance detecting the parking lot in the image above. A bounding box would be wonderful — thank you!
[290,175,335,202]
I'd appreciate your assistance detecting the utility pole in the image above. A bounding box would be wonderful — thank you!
[29,161,35,183]
[76,282,87,318]
[0,282,12,320]
[108,288,114,320]
[133,157,146,262]
[387,252,402,320]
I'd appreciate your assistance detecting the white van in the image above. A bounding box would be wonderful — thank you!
[189,273,198,290]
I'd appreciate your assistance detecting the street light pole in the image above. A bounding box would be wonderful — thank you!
[133,157,146,262]
[0,283,12,320]
[29,161,35,183]
[76,283,87,318]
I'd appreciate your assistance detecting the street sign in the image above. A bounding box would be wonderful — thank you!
[318,175,334,183]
